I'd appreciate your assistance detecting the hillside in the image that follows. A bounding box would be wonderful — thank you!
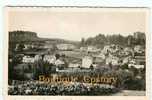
[9,31,79,45]
[9,31,39,42]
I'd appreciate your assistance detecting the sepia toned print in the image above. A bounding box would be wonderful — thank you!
[5,7,149,97]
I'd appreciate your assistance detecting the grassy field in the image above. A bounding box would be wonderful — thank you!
[58,50,86,59]
[112,90,145,96]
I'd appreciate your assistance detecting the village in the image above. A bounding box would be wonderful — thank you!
[8,31,146,95]
[15,43,145,69]
[9,36,145,77]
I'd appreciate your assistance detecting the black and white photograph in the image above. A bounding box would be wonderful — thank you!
[6,7,148,96]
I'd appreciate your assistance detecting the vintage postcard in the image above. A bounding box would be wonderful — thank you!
[4,7,150,100]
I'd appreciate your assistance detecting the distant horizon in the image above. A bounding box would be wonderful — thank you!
[9,30,145,42]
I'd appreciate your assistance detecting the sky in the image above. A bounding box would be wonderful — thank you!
[8,8,147,41]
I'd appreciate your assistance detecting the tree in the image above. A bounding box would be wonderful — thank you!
[81,38,85,46]
[55,54,60,59]
[17,44,25,52]
[90,64,94,70]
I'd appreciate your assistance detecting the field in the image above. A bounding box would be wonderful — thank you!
[112,90,145,96]
[58,50,86,59]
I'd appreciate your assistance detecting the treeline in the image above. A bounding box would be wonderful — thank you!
[81,32,145,48]
[9,31,39,42]
[9,30,79,45]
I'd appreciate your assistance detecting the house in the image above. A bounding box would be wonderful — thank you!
[55,59,65,66]
[106,55,120,66]
[134,55,145,65]
[23,44,31,50]
[102,44,122,54]
[96,53,106,59]
[80,47,88,51]
[68,59,81,68]
[22,56,35,63]
[102,45,116,54]
[34,55,42,61]
[134,45,144,54]
[124,47,133,52]
[82,56,93,68]
[43,55,56,64]
[14,44,20,51]
[30,43,36,49]
[128,56,145,69]
[87,46,100,52]
[102,45,110,54]
[68,63,81,68]
[91,54,105,67]
[122,56,131,64]
[128,64,144,69]
[124,47,134,56]
[128,63,144,69]
[132,65,144,69]
[57,44,76,50]
[43,44,54,49]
